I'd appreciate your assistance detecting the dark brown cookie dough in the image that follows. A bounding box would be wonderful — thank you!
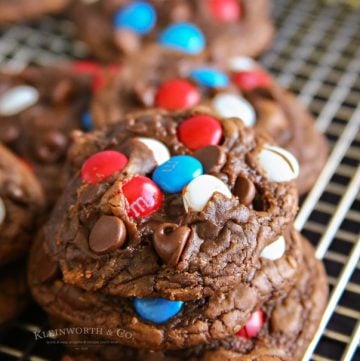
[0,0,70,25]
[0,66,92,207]
[53,108,298,300]
[0,144,44,266]
[29,228,302,350]
[0,262,28,326]
[70,0,273,63]
[52,237,327,360]
[92,53,328,194]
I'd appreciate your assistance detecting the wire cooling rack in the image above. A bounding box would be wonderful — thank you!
[0,0,359,360]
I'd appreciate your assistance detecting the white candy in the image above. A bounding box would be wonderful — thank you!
[137,137,170,166]
[257,145,299,182]
[183,175,232,212]
[0,85,39,116]
[228,56,258,72]
[0,197,6,225]
[260,236,286,260]
[212,93,256,126]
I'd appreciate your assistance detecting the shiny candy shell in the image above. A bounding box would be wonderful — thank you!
[81,150,128,184]
[137,137,170,166]
[134,297,183,324]
[153,155,203,193]
[155,79,200,110]
[113,1,156,35]
[122,176,163,219]
[236,309,265,339]
[0,197,6,225]
[208,0,242,22]
[228,56,257,72]
[190,68,230,88]
[178,115,223,151]
[183,174,232,212]
[0,85,39,116]
[81,111,93,131]
[159,22,205,54]
[257,145,299,182]
[260,236,286,260]
[212,93,256,126]
[232,70,271,91]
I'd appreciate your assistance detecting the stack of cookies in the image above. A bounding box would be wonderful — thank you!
[0,1,329,360]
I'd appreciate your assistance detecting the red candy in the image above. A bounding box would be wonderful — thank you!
[207,0,242,23]
[81,150,128,184]
[232,70,271,91]
[122,176,163,219]
[178,115,222,151]
[155,79,200,110]
[236,310,265,339]
[72,61,121,93]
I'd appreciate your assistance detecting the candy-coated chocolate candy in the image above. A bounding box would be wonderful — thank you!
[257,145,299,182]
[236,309,265,339]
[81,150,128,184]
[153,155,203,193]
[260,236,286,260]
[207,0,242,22]
[89,216,127,254]
[155,79,200,110]
[134,297,183,324]
[72,60,99,74]
[178,115,222,151]
[113,1,156,35]
[232,70,271,91]
[190,68,230,88]
[81,111,93,131]
[228,56,257,72]
[122,176,163,218]
[159,23,205,54]
[0,85,39,116]
[183,174,232,212]
[137,137,170,165]
[0,197,6,225]
[212,93,256,126]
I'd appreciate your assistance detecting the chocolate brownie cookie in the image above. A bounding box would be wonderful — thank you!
[55,237,327,360]
[30,227,302,350]
[92,53,328,194]
[0,262,28,326]
[0,0,70,25]
[56,108,298,299]
[0,144,44,266]
[0,66,93,207]
[70,0,273,63]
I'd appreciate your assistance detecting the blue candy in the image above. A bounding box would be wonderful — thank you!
[152,155,203,193]
[134,298,184,324]
[190,68,230,88]
[113,1,156,35]
[81,111,92,132]
[158,23,205,54]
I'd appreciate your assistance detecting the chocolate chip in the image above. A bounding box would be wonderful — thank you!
[153,223,191,266]
[234,175,256,206]
[36,130,67,162]
[114,29,140,54]
[89,216,127,254]
[193,145,226,173]
[36,244,60,283]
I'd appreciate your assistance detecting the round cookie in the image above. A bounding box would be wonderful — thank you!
[0,262,28,326]
[29,228,302,350]
[53,237,327,360]
[0,0,70,25]
[70,0,273,63]
[0,144,44,266]
[92,54,328,194]
[0,66,95,207]
[52,108,298,300]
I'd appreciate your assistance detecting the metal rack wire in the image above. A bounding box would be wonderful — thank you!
[0,0,359,360]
